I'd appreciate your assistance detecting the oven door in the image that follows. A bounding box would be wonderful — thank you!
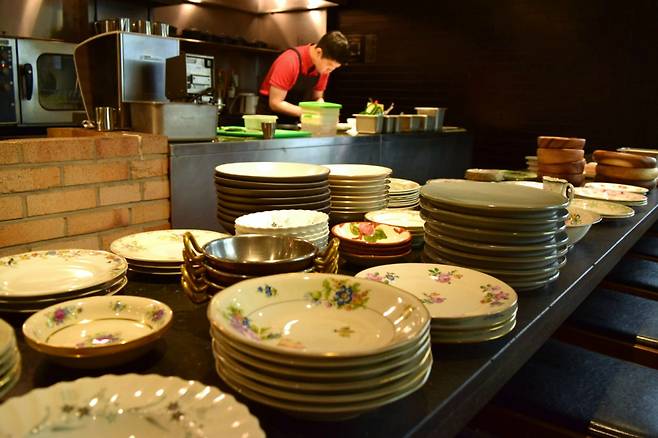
[16,39,84,125]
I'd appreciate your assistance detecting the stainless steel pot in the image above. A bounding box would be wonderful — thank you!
[94,18,131,34]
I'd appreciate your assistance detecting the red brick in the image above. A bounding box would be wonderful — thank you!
[0,196,23,220]
[67,208,130,235]
[0,142,21,164]
[63,161,130,186]
[22,138,95,163]
[0,167,61,194]
[0,217,65,247]
[96,136,140,158]
[27,188,96,216]
[131,158,169,179]
[30,235,100,252]
[140,134,169,154]
[132,200,170,224]
[142,221,171,232]
[99,183,141,206]
[143,179,170,200]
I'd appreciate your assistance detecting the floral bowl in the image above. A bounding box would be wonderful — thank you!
[565,206,602,247]
[207,273,429,358]
[331,222,411,247]
[23,296,172,368]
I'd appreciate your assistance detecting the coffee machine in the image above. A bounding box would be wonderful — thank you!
[74,32,218,140]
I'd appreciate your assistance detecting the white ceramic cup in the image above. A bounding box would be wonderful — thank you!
[542,176,574,203]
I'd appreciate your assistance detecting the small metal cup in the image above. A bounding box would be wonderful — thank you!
[95,106,116,132]
[261,121,275,139]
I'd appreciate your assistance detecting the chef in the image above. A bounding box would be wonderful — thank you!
[258,31,350,122]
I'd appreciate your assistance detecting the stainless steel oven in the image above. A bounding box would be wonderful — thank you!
[0,37,84,126]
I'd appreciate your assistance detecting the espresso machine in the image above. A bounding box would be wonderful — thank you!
[74,32,218,141]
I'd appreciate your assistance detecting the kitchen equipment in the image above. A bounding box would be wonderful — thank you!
[0,37,84,126]
[415,107,446,131]
[166,53,214,100]
[217,126,311,138]
[299,101,341,136]
[74,31,179,129]
[383,115,399,133]
[131,20,152,35]
[229,92,258,114]
[94,18,131,34]
[130,101,217,141]
[94,106,116,131]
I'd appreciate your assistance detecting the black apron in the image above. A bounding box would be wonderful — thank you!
[258,47,320,125]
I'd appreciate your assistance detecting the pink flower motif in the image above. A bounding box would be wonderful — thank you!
[436,273,453,283]
[53,308,66,324]
[366,272,384,282]
[358,222,376,236]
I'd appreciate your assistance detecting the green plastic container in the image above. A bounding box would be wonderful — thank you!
[299,101,342,136]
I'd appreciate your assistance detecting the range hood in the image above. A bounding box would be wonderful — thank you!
[184,0,342,14]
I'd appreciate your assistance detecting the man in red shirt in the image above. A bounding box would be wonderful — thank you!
[258,31,349,121]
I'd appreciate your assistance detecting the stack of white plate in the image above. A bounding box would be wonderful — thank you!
[387,178,421,208]
[420,180,570,291]
[235,210,329,250]
[0,319,20,398]
[0,374,265,437]
[575,186,648,207]
[0,249,128,313]
[208,273,431,420]
[357,263,519,344]
[111,229,228,275]
[526,155,538,172]
[215,162,331,234]
[365,209,425,247]
[323,164,392,222]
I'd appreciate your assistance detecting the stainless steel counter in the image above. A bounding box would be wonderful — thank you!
[170,131,474,231]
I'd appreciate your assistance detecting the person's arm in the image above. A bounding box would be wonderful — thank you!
[268,85,302,117]
[312,89,324,102]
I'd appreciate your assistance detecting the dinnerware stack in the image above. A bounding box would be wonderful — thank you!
[323,164,392,222]
[111,229,228,275]
[214,162,332,234]
[575,186,648,207]
[365,209,425,247]
[569,197,635,219]
[420,180,570,291]
[526,155,538,172]
[0,319,21,398]
[235,210,330,250]
[356,263,519,344]
[207,273,432,420]
[331,221,413,267]
[23,295,173,368]
[181,233,340,303]
[0,374,265,437]
[387,178,421,208]
[0,249,128,313]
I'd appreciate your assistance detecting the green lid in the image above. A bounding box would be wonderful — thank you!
[299,101,342,109]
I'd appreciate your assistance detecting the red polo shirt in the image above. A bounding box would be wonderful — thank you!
[259,44,329,96]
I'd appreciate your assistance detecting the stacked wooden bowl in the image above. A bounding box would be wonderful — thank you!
[592,150,658,191]
[536,136,586,186]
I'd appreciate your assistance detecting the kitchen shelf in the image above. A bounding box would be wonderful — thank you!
[178,37,281,55]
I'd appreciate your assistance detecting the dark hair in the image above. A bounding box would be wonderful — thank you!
[317,31,350,64]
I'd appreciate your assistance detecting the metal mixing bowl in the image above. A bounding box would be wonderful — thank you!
[202,235,317,275]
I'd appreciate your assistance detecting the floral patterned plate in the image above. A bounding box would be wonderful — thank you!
[356,263,517,325]
[584,182,649,194]
[569,198,635,219]
[0,250,127,298]
[574,187,647,203]
[0,374,264,438]
[23,295,172,367]
[111,229,228,263]
[208,273,429,358]
[0,319,15,359]
[364,209,425,231]
[430,318,516,344]
[388,178,421,193]
[331,222,412,246]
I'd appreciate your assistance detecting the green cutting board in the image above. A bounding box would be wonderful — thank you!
[217,126,312,138]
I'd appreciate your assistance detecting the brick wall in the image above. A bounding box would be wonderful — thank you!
[0,129,171,257]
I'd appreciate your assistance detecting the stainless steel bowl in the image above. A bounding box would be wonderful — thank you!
[202,235,317,275]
